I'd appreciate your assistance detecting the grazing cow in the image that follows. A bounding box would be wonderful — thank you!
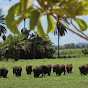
[66,64,73,73]
[33,66,43,78]
[26,65,32,75]
[53,64,59,75]
[79,64,88,75]
[13,66,22,76]
[0,67,8,78]
[53,64,65,76]
[42,65,52,76]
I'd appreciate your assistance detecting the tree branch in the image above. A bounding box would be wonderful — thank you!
[51,14,88,41]
[32,3,88,41]
[70,19,88,39]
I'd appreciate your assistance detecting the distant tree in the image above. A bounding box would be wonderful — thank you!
[86,45,88,49]
[54,16,67,57]
[60,43,81,49]
[21,19,30,38]
[75,45,81,49]
[28,33,55,59]
[68,43,75,49]
[0,8,6,41]
[81,44,86,48]
[21,28,30,38]
[81,49,88,55]
[1,34,31,61]
[64,44,69,49]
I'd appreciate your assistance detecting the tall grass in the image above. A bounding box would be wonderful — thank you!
[53,49,83,57]
[0,56,88,88]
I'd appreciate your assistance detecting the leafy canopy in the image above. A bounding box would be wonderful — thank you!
[6,0,88,41]
[0,8,6,41]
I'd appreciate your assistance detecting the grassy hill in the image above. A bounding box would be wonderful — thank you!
[53,49,83,58]
[0,55,88,88]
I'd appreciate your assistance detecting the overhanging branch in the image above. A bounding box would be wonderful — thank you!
[51,14,88,41]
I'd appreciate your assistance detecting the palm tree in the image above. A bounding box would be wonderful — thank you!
[0,8,6,41]
[21,19,30,38]
[2,34,31,61]
[54,15,68,58]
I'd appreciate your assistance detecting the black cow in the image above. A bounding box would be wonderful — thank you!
[53,64,65,76]
[79,64,88,75]
[66,64,73,73]
[26,65,32,75]
[0,67,8,78]
[13,66,22,76]
[33,66,43,78]
[42,65,52,76]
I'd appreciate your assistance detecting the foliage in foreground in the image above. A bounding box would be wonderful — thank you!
[6,0,88,42]
[0,56,88,88]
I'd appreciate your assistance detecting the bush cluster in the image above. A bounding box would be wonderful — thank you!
[0,33,55,60]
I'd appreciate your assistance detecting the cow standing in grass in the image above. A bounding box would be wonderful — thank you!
[53,64,66,76]
[0,67,8,78]
[13,66,22,76]
[42,65,52,76]
[26,65,32,75]
[53,64,59,75]
[66,64,73,73]
[79,64,88,75]
[33,66,43,78]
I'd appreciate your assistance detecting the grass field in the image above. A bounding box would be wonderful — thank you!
[0,55,88,88]
[54,49,83,57]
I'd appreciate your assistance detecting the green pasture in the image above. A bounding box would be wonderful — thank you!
[54,49,83,57]
[0,55,88,88]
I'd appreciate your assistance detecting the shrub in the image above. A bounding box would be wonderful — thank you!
[81,49,88,55]
[28,33,55,59]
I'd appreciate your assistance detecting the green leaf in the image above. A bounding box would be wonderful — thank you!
[75,18,87,31]
[30,10,41,30]
[52,9,65,16]
[20,0,33,11]
[73,1,88,15]
[81,10,88,15]
[47,15,55,34]
[26,0,33,9]
[6,3,20,34]
[6,2,33,34]
[37,20,50,42]
[37,0,44,8]
[13,12,31,24]
[51,0,59,3]
[60,0,88,16]
[16,0,33,15]
[44,0,57,10]
[20,0,26,12]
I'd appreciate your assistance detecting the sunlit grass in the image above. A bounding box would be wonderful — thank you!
[54,49,83,57]
[0,56,88,88]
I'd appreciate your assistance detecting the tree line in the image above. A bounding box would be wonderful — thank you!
[55,43,88,50]
[0,31,55,61]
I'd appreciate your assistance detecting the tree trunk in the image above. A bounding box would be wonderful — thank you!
[24,19,25,28]
[58,29,60,58]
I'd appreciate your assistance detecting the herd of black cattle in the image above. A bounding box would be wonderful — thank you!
[0,63,88,78]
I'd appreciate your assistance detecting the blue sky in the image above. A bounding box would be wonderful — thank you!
[0,0,88,45]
